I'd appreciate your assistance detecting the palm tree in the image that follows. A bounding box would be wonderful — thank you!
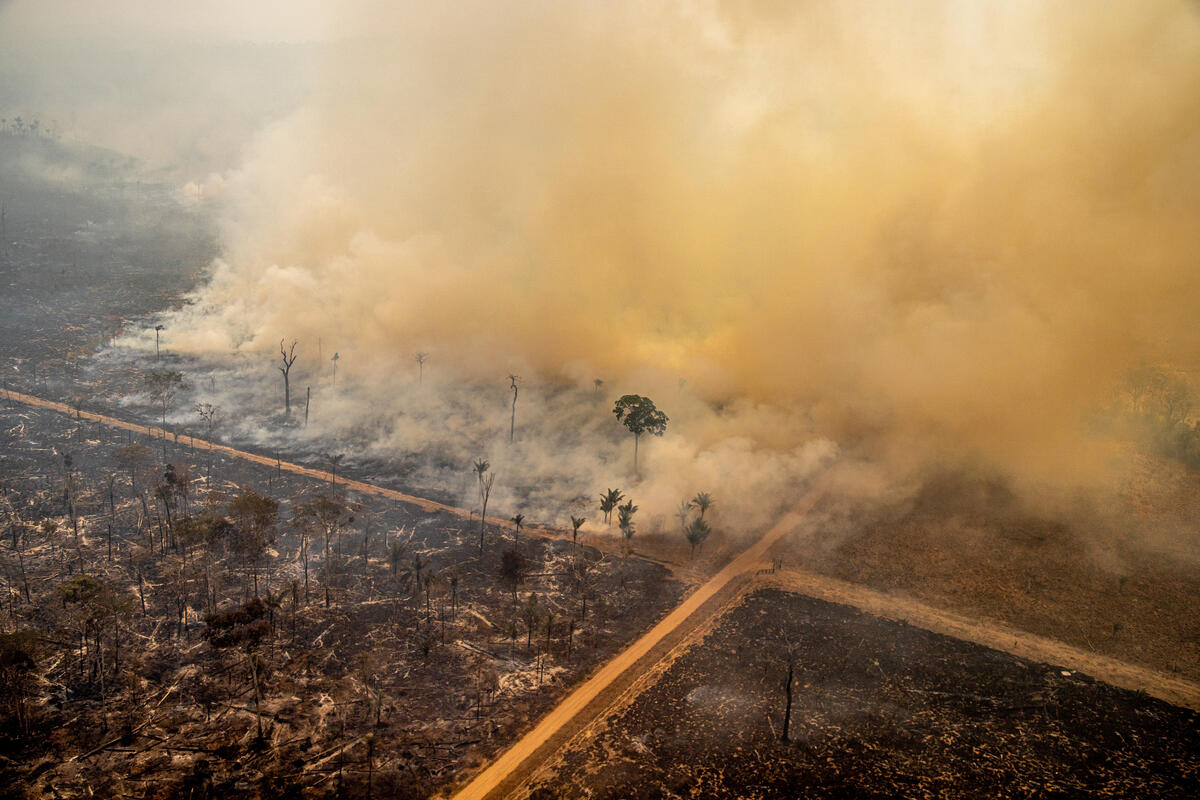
[692,492,713,519]
[569,516,586,551]
[599,488,624,526]
[617,499,638,555]
[473,459,495,552]
[675,498,693,529]
[684,517,711,559]
[510,513,525,542]
[400,554,428,602]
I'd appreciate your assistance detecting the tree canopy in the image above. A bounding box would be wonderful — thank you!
[613,395,668,474]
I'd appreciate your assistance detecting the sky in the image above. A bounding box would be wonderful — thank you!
[0,0,335,44]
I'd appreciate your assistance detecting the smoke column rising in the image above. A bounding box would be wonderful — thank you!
[159,0,1200,517]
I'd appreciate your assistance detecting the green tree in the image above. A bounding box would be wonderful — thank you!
[599,488,624,526]
[617,499,638,554]
[684,517,711,559]
[613,395,668,476]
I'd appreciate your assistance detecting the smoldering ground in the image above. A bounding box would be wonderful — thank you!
[101,1,1200,540]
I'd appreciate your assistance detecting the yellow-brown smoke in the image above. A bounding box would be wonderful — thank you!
[167,0,1200,486]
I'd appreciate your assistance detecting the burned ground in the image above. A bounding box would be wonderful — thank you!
[0,134,215,376]
[802,468,1200,684]
[526,587,1200,800]
[0,402,683,798]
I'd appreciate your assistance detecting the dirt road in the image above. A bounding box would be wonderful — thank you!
[760,567,1200,711]
[2,386,525,530]
[449,487,829,800]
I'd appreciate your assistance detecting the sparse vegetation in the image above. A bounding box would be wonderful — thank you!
[0,401,684,798]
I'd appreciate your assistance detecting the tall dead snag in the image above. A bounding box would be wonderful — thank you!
[279,339,298,417]
[415,352,428,384]
[508,374,519,443]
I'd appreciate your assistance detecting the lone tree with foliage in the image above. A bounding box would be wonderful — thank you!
[613,394,668,476]
[415,352,429,383]
[510,512,525,542]
[279,339,298,417]
[692,491,713,519]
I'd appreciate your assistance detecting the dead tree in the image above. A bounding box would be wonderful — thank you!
[144,370,188,432]
[279,339,298,417]
[508,374,519,443]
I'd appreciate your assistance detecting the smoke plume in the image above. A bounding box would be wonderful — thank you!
[153,1,1200,526]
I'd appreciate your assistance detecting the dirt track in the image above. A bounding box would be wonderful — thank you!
[449,489,829,800]
[759,567,1200,711]
[2,386,525,530]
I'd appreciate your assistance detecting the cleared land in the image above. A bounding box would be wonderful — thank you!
[523,588,1200,799]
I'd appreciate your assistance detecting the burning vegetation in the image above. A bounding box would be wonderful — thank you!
[2,1,1200,798]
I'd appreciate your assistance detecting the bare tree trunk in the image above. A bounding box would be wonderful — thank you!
[249,652,264,740]
[782,660,794,743]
